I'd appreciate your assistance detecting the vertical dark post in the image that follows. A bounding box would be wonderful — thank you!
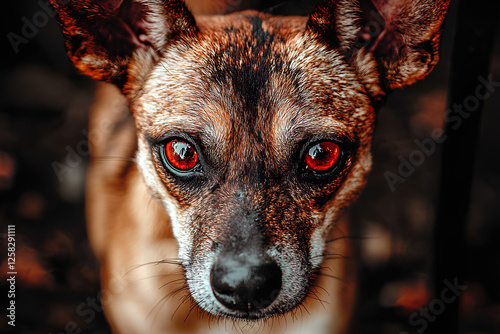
[429,0,499,333]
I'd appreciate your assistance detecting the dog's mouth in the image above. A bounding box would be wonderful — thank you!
[185,245,314,321]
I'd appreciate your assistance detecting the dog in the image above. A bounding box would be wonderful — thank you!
[51,0,450,332]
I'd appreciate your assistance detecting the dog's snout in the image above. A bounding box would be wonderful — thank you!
[210,253,282,313]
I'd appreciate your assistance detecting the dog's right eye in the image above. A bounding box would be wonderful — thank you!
[164,139,198,172]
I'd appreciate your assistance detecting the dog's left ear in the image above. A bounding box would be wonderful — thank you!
[306,0,451,93]
[51,0,198,95]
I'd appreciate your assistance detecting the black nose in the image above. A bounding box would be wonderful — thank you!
[210,253,282,312]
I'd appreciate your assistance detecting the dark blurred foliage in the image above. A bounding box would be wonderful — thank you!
[0,0,499,333]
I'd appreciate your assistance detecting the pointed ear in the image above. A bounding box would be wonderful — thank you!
[306,0,451,91]
[51,0,197,93]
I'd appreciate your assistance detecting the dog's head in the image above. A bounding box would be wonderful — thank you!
[52,0,449,320]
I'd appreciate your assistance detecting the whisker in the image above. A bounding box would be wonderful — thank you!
[125,259,183,275]
[318,266,332,272]
[317,272,343,281]
[289,307,297,322]
[324,254,353,261]
[167,283,191,305]
[311,252,351,260]
[309,288,329,308]
[171,287,192,321]
[149,292,174,329]
[300,302,311,316]
[159,277,185,290]
[125,273,180,287]
[310,282,329,296]
[149,283,189,327]
[184,301,199,323]
[326,234,367,244]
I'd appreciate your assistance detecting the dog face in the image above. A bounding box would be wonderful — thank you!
[133,13,376,318]
[52,0,450,321]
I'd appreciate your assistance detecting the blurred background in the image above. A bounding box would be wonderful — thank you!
[0,0,499,333]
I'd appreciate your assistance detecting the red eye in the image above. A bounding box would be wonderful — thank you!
[165,140,198,171]
[305,142,340,172]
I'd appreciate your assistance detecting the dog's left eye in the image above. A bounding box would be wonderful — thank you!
[164,139,198,171]
[304,141,340,172]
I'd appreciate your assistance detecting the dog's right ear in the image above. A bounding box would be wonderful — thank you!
[51,0,197,94]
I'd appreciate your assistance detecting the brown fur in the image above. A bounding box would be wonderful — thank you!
[52,0,450,333]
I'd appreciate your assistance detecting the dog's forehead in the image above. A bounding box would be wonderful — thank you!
[136,11,370,148]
